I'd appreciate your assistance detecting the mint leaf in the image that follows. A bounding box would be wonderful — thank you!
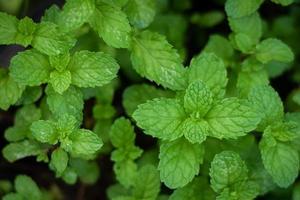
[2,140,43,162]
[205,98,259,139]
[68,50,119,88]
[114,160,138,188]
[260,137,299,188]
[70,159,100,184]
[182,118,210,144]
[184,81,213,116]
[50,148,69,175]
[69,129,103,157]
[15,175,41,200]
[90,1,131,48]
[237,58,269,97]
[49,53,70,72]
[132,165,160,200]
[225,0,263,18]
[15,17,36,47]
[0,12,18,44]
[46,86,84,121]
[49,70,72,94]
[31,120,58,144]
[158,138,204,188]
[3,193,23,200]
[248,85,284,131]
[110,117,136,148]
[0,71,24,110]
[122,84,174,116]
[271,0,294,6]
[131,30,187,91]
[169,177,215,200]
[32,22,75,55]
[202,34,234,66]
[59,0,95,32]
[256,38,294,64]
[209,151,248,192]
[133,98,186,141]
[10,50,52,86]
[124,0,156,29]
[188,53,227,98]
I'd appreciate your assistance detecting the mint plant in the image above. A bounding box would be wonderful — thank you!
[0,0,300,199]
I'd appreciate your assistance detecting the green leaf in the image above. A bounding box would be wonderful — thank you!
[93,104,116,119]
[248,85,284,131]
[31,120,58,144]
[217,180,259,200]
[202,35,234,66]
[124,0,156,29]
[271,0,294,6]
[205,98,259,139]
[122,84,174,116]
[112,146,142,162]
[182,118,210,144]
[10,50,52,86]
[59,0,95,32]
[2,193,23,200]
[62,167,78,184]
[191,11,224,28]
[16,86,42,105]
[237,58,269,97]
[68,51,119,88]
[256,38,294,64]
[0,71,24,110]
[15,175,41,199]
[49,70,72,94]
[188,53,227,98]
[110,117,136,148]
[46,86,84,121]
[49,53,70,72]
[89,1,131,48]
[158,138,204,188]
[0,12,18,44]
[114,160,138,188]
[131,30,187,91]
[41,5,61,23]
[225,0,263,18]
[2,140,43,162]
[228,12,262,46]
[32,22,75,55]
[132,165,160,200]
[169,177,215,200]
[133,98,186,141]
[209,151,248,192]
[69,129,103,157]
[14,104,41,127]
[184,81,213,116]
[15,17,37,46]
[50,148,69,175]
[260,137,299,188]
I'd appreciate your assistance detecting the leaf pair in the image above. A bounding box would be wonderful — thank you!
[248,85,300,188]
[209,151,260,200]
[30,114,103,158]
[110,117,143,188]
[10,50,119,94]
[133,53,259,144]
[0,12,75,55]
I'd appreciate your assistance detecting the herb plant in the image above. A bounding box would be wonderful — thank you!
[0,0,300,199]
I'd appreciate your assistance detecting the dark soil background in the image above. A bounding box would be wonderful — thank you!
[0,0,298,199]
